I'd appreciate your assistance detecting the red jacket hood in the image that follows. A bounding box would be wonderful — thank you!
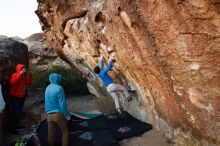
[16,64,25,73]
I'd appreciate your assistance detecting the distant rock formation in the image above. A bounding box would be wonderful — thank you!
[24,33,69,70]
[36,0,220,145]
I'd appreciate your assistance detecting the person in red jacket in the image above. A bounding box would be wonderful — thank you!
[9,64,32,134]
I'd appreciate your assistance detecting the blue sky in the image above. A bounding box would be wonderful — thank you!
[0,0,42,38]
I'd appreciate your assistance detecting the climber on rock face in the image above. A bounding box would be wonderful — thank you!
[94,50,132,113]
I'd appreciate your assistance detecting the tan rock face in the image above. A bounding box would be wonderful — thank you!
[36,0,220,144]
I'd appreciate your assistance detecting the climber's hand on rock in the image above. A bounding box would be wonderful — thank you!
[109,53,116,62]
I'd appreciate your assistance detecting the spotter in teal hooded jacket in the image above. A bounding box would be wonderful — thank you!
[45,73,69,118]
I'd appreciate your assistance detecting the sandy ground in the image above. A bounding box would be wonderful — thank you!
[5,92,171,146]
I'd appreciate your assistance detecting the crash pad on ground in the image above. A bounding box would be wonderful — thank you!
[36,111,152,146]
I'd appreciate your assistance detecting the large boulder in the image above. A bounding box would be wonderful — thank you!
[36,0,220,145]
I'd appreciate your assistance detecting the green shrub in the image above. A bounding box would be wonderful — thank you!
[29,64,89,95]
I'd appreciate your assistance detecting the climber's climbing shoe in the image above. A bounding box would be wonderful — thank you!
[125,96,133,102]
[128,89,136,94]
[117,108,122,114]
[128,90,138,100]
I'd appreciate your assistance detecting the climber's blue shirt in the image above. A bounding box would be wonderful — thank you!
[99,58,113,86]
[45,73,69,118]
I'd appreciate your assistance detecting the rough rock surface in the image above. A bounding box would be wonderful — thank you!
[24,33,69,70]
[36,0,220,145]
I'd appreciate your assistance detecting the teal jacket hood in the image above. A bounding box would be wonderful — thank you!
[49,73,61,84]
